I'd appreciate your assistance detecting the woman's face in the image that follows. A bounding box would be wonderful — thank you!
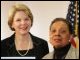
[12,11,32,35]
[49,21,71,48]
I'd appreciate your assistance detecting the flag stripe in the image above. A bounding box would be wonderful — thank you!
[66,1,79,48]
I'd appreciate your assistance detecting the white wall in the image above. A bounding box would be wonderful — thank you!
[1,1,70,52]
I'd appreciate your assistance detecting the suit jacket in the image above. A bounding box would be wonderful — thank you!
[1,33,49,59]
[43,45,79,59]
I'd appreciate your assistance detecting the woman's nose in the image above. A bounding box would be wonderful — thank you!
[21,20,26,25]
[55,31,60,36]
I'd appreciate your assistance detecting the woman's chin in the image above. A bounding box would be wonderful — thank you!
[19,31,28,35]
[53,44,63,48]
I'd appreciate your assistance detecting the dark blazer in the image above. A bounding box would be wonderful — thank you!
[1,33,49,59]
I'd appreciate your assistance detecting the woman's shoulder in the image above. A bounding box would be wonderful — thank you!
[30,33,47,44]
[42,51,53,59]
[65,44,79,59]
[1,34,15,46]
[1,37,10,46]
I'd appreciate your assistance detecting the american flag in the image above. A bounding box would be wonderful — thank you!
[66,1,79,48]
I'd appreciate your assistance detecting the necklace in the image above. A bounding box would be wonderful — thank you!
[15,35,31,56]
[16,40,30,56]
[17,40,30,56]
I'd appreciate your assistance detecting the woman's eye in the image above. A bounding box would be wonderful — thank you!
[16,19,21,21]
[25,18,29,21]
[61,30,66,33]
[52,30,56,33]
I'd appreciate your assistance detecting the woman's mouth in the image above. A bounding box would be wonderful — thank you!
[20,27,28,30]
[54,39,62,42]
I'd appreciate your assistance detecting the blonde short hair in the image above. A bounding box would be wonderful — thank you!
[8,4,33,31]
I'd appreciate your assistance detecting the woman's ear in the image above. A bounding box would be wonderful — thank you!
[69,34,73,40]
[69,34,76,48]
[11,23,14,29]
[49,30,51,37]
[49,30,52,45]
[69,33,74,39]
[11,24,15,31]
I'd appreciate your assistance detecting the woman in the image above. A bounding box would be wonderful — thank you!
[1,4,49,59]
[43,18,79,59]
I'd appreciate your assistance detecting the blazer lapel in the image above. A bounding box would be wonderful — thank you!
[65,45,76,59]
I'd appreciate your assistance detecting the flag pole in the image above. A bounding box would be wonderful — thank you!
[75,1,78,36]
[75,1,79,48]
